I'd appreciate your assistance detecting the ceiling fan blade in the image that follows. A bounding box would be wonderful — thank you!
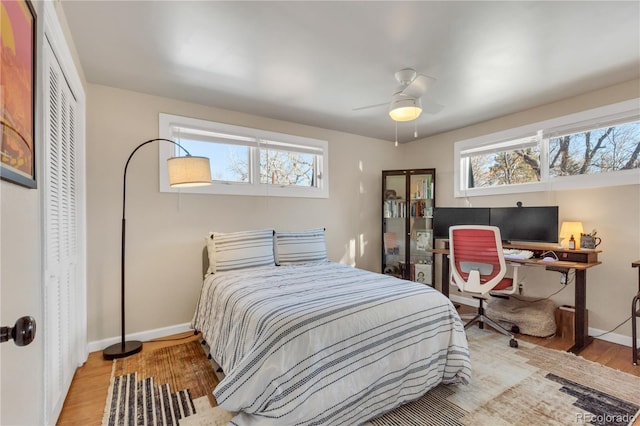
[352,101,388,111]
[401,74,436,98]
[422,97,445,114]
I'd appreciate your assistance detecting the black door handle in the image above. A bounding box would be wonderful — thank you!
[1,316,36,346]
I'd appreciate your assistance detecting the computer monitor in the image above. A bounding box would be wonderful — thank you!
[489,206,559,244]
[433,207,491,239]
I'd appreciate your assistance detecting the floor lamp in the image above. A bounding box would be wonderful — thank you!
[103,138,211,360]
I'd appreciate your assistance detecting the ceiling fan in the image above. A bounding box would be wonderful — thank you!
[353,68,443,122]
[353,68,443,145]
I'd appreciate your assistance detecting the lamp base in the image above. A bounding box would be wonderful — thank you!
[103,340,143,360]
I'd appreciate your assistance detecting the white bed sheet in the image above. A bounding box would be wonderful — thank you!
[191,262,471,425]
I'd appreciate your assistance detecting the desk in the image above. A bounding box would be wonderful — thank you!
[430,243,601,354]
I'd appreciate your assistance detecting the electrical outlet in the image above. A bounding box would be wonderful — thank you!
[560,272,567,285]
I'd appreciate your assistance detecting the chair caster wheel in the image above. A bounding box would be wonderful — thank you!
[511,325,520,333]
[509,339,518,348]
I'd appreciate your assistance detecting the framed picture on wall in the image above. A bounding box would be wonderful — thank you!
[0,0,37,188]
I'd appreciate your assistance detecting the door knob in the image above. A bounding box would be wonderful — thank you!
[1,316,36,346]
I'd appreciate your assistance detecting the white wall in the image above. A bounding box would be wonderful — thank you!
[402,79,640,339]
[86,84,402,342]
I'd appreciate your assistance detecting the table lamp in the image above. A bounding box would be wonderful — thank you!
[559,221,584,250]
[103,138,211,360]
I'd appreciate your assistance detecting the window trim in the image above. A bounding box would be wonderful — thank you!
[158,113,329,198]
[455,98,640,198]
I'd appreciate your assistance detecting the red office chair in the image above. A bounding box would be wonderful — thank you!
[449,225,520,348]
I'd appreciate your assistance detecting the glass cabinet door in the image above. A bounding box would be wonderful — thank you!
[408,171,434,285]
[382,169,436,286]
[382,172,406,278]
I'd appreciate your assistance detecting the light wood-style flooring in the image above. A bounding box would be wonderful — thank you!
[56,332,201,426]
[56,311,639,425]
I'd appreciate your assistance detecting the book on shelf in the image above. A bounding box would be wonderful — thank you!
[383,232,399,255]
[413,174,434,200]
[384,200,407,218]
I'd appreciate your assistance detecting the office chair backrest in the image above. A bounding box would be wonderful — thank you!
[449,225,511,294]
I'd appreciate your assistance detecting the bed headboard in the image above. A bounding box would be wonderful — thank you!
[202,246,209,277]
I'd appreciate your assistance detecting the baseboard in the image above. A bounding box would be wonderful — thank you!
[449,294,639,349]
[88,303,640,354]
[87,322,194,353]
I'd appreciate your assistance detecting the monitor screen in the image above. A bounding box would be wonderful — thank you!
[433,207,491,239]
[489,206,559,243]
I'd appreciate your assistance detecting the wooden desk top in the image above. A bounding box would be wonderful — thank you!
[633,260,640,268]
[429,247,601,270]
[510,258,601,270]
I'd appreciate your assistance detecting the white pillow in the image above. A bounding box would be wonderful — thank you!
[274,228,328,265]
[206,229,275,274]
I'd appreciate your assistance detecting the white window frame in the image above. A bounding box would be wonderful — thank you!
[454,98,640,198]
[159,113,329,198]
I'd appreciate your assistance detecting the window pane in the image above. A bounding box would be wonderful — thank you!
[178,138,249,183]
[260,148,315,187]
[549,121,640,177]
[467,146,541,188]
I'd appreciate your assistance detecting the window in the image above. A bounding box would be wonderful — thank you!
[159,114,329,198]
[548,121,640,177]
[455,99,640,197]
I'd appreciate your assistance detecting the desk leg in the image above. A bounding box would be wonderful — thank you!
[569,269,593,354]
[441,254,449,299]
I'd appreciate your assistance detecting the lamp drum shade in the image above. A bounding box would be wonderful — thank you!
[167,156,211,187]
[559,221,584,249]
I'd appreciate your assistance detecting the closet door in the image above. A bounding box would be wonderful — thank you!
[42,37,81,424]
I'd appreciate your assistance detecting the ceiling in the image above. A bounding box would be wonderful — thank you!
[61,1,640,143]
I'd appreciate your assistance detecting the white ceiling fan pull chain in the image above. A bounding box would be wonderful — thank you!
[395,121,398,147]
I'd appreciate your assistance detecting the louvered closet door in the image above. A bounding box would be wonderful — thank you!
[43,38,80,424]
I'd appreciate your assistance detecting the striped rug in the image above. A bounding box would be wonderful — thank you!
[102,340,221,426]
[103,372,196,425]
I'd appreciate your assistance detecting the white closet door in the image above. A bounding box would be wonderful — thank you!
[43,37,80,424]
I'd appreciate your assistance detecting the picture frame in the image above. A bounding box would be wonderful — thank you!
[0,0,37,189]
[415,229,432,251]
[414,263,432,286]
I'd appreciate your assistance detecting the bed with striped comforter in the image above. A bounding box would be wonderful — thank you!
[191,261,471,425]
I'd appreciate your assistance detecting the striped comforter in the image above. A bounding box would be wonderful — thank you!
[191,262,471,425]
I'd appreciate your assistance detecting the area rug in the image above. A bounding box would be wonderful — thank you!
[104,329,640,426]
[102,340,223,426]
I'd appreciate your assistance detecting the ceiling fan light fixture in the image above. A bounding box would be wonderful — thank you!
[389,95,422,122]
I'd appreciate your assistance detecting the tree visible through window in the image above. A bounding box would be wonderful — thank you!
[260,149,315,186]
[463,119,640,191]
[469,146,541,188]
[159,113,329,198]
[549,122,640,177]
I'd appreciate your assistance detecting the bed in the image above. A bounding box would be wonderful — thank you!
[191,229,471,425]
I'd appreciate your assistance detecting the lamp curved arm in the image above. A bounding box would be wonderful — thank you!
[110,138,193,358]
[122,138,191,220]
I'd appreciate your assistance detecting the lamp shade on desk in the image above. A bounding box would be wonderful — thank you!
[560,221,584,249]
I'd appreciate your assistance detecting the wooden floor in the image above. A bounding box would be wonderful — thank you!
[57,313,639,425]
[56,332,201,426]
